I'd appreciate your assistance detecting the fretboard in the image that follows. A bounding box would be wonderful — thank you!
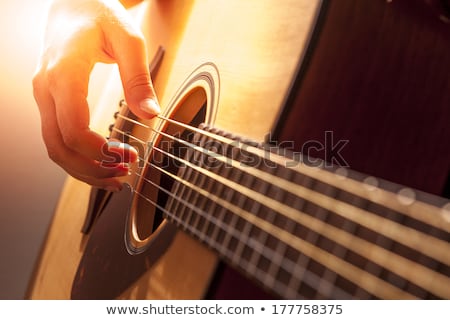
[163,124,450,299]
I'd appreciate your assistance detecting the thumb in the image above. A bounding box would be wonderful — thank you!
[102,4,160,119]
[120,56,161,119]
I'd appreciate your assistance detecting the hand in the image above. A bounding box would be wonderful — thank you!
[33,0,159,191]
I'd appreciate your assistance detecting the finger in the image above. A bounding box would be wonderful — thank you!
[47,58,138,164]
[48,58,108,161]
[100,4,161,119]
[103,141,139,164]
[41,110,131,180]
[65,167,124,192]
[33,71,131,180]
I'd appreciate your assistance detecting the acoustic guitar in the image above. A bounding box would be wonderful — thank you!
[27,0,450,299]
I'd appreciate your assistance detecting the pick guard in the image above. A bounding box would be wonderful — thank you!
[71,185,176,299]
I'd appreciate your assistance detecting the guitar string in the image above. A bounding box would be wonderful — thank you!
[112,123,450,269]
[111,128,448,298]
[116,112,450,235]
[130,170,353,299]
[131,155,417,299]
[154,115,450,233]
[147,144,450,298]
[113,124,365,298]
[111,121,450,268]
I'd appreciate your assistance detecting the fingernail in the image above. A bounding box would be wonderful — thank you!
[107,141,136,152]
[140,98,160,115]
[107,141,127,150]
[106,141,138,162]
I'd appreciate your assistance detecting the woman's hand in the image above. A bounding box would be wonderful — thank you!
[33,0,159,191]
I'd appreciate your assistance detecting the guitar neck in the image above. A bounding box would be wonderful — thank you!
[161,124,450,299]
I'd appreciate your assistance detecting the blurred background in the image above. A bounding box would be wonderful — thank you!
[0,0,67,299]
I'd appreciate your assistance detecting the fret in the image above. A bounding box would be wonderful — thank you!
[362,200,407,297]
[245,166,275,283]
[263,166,293,291]
[206,161,235,246]
[165,146,316,298]
[168,132,199,225]
[171,165,449,298]
[198,138,237,247]
[167,161,385,298]
[174,121,449,230]
[172,140,207,233]
[228,169,258,267]
[164,155,188,223]
[179,129,450,265]
[350,203,449,298]
[310,180,347,299]
[242,142,450,233]
[404,224,448,299]
[241,175,285,278]
[336,190,373,299]
[160,124,450,299]
[180,132,214,240]
[290,178,327,298]
[282,169,315,297]
[175,159,197,231]
[209,131,261,267]
[306,185,448,266]
[294,185,449,298]
[195,168,222,243]
[237,221,353,299]
[313,184,341,295]
[168,207,236,262]
[336,179,450,243]
[220,165,251,258]
[239,146,449,252]
[236,155,276,273]
[187,134,214,242]
[202,131,236,245]
[167,169,248,268]
[420,229,450,299]
[266,166,320,295]
[182,134,208,232]
[317,175,374,298]
[259,235,353,299]
[189,171,209,242]
[177,124,450,262]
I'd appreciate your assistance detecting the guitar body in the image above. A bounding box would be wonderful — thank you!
[28,0,450,299]
[28,0,321,299]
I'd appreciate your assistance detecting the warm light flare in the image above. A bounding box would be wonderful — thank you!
[0,0,68,299]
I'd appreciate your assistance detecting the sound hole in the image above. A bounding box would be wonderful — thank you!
[130,87,207,249]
